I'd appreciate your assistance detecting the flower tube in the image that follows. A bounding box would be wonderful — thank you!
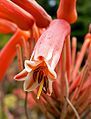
[57,0,77,24]
[0,29,30,80]
[14,19,70,99]
[12,0,52,28]
[0,0,34,30]
[0,18,17,34]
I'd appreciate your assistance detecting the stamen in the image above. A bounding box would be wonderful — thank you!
[37,78,44,99]
[34,67,40,72]
[44,75,48,80]
[14,70,28,80]
[33,70,38,81]
[33,66,46,83]
[43,76,48,93]
[38,71,43,83]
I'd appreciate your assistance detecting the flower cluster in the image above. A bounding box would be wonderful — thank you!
[0,0,91,118]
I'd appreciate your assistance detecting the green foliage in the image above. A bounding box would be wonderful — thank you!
[0,34,11,49]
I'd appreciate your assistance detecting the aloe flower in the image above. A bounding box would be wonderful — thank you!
[0,0,51,30]
[12,0,52,27]
[0,0,34,30]
[57,0,77,24]
[0,0,51,80]
[0,27,30,80]
[0,18,17,34]
[1,0,91,118]
[14,19,70,99]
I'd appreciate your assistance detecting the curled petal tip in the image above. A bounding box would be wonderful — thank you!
[14,75,20,81]
[54,72,57,79]
[14,69,27,81]
[14,76,17,80]
[25,60,33,72]
[14,75,25,81]
[48,69,57,80]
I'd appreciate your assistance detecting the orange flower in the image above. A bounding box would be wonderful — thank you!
[0,29,30,80]
[14,19,70,99]
[0,18,17,34]
[57,0,77,24]
[12,0,52,27]
[0,0,34,30]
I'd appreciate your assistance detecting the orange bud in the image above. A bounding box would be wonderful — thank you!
[12,0,52,28]
[57,0,77,24]
[85,33,91,40]
[0,18,17,34]
[0,0,34,30]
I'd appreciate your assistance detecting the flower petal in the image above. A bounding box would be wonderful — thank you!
[14,69,28,81]
[25,60,33,72]
[25,60,38,72]
[48,80,53,95]
[25,60,42,72]
[45,61,57,80]
[46,48,53,61]
[24,71,39,92]
[33,19,70,62]
[50,52,61,69]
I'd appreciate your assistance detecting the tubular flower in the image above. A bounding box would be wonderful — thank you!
[14,19,70,99]
[0,28,30,80]
[12,0,52,28]
[0,0,34,30]
[57,0,77,24]
[0,18,17,34]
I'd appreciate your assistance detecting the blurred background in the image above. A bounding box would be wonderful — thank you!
[0,0,91,119]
